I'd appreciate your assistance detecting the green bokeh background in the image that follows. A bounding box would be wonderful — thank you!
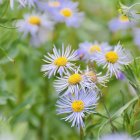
[0,0,140,139]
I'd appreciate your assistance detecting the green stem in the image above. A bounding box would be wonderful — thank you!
[0,47,15,63]
[100,95,116,132]
[0,24,17,29]
[129,3,140,9]
[135,57,140,60]
[1,0,9,18]
[80,127,84,140]
[37,115,44,140]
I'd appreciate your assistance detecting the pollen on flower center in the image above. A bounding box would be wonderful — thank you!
[89,45,101,53]
[105,51,118,63]
[68,74,82,85]
[48,1,60,7]
[60,8,72,17]
[54,57,68,66]
[28,16,41,25]
[71,100,84,112]
[119,15,129,23]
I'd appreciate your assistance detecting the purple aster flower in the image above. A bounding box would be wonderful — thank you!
[54,67,98,95]
[16,12,54,46]
[44,0,84,27]
[56,89,98,128]
[108,15,133,32]
[41,45,78,78]
[78,41,111,61]
[36,0,62,12]
[94,43,132,78]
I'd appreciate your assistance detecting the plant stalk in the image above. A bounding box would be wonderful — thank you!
[100,95,116,132]
[80,127,84,140]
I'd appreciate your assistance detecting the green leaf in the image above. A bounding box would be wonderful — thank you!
[0,90,15,105]
[98,96,138,139]
[0,47,15,63]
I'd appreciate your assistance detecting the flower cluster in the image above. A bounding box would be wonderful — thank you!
[0,0,139,139]
[44,0,84,28]
[16,12,54,47]
[108,15,133,32]
[108,3,140,49]
[12,0,84,47]
[78,41,132,79]
[41,43,132,128]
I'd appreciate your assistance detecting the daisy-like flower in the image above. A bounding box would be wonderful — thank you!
[101,133,133,140]
[16,12,54,46]
[47,0,61,8]
[108,15,133,32]
[54,68,97,95]
[37,0,62,12]
[10,0,37,9]
[84,67,109,87]
[56,89,98,127]
[78,41,111,61]
[41,45,78,78]
[48,0,84,27]
[94,43,132,78]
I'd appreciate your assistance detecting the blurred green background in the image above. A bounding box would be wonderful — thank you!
[0,0,140,139]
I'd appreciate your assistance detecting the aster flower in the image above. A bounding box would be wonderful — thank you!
[47,0,61,8]
[16,12,54,46]
[108,15,133,32]
[41,45,78,78]
[56,89,98,127]
[94,43,132,78]
[47,0,84,27]
[119,2,140,21]
[101,133,133,140]
[84,67,109,87]
[78,41,111,61]
[37,0,62,12]
[54,68,97,95]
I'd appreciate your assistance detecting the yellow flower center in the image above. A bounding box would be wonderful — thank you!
[85,71,97,82]
[48,1,60,7]
[89,45,101,53]
[119,15,129,23]
[60,8,72,17]
[68,74,82,85]
[71,100,84,112]
[105,51,118,64]
[28,16,41,25]
[54,57,68,66]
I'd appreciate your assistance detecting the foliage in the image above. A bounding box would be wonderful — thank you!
[0,0,140,140]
